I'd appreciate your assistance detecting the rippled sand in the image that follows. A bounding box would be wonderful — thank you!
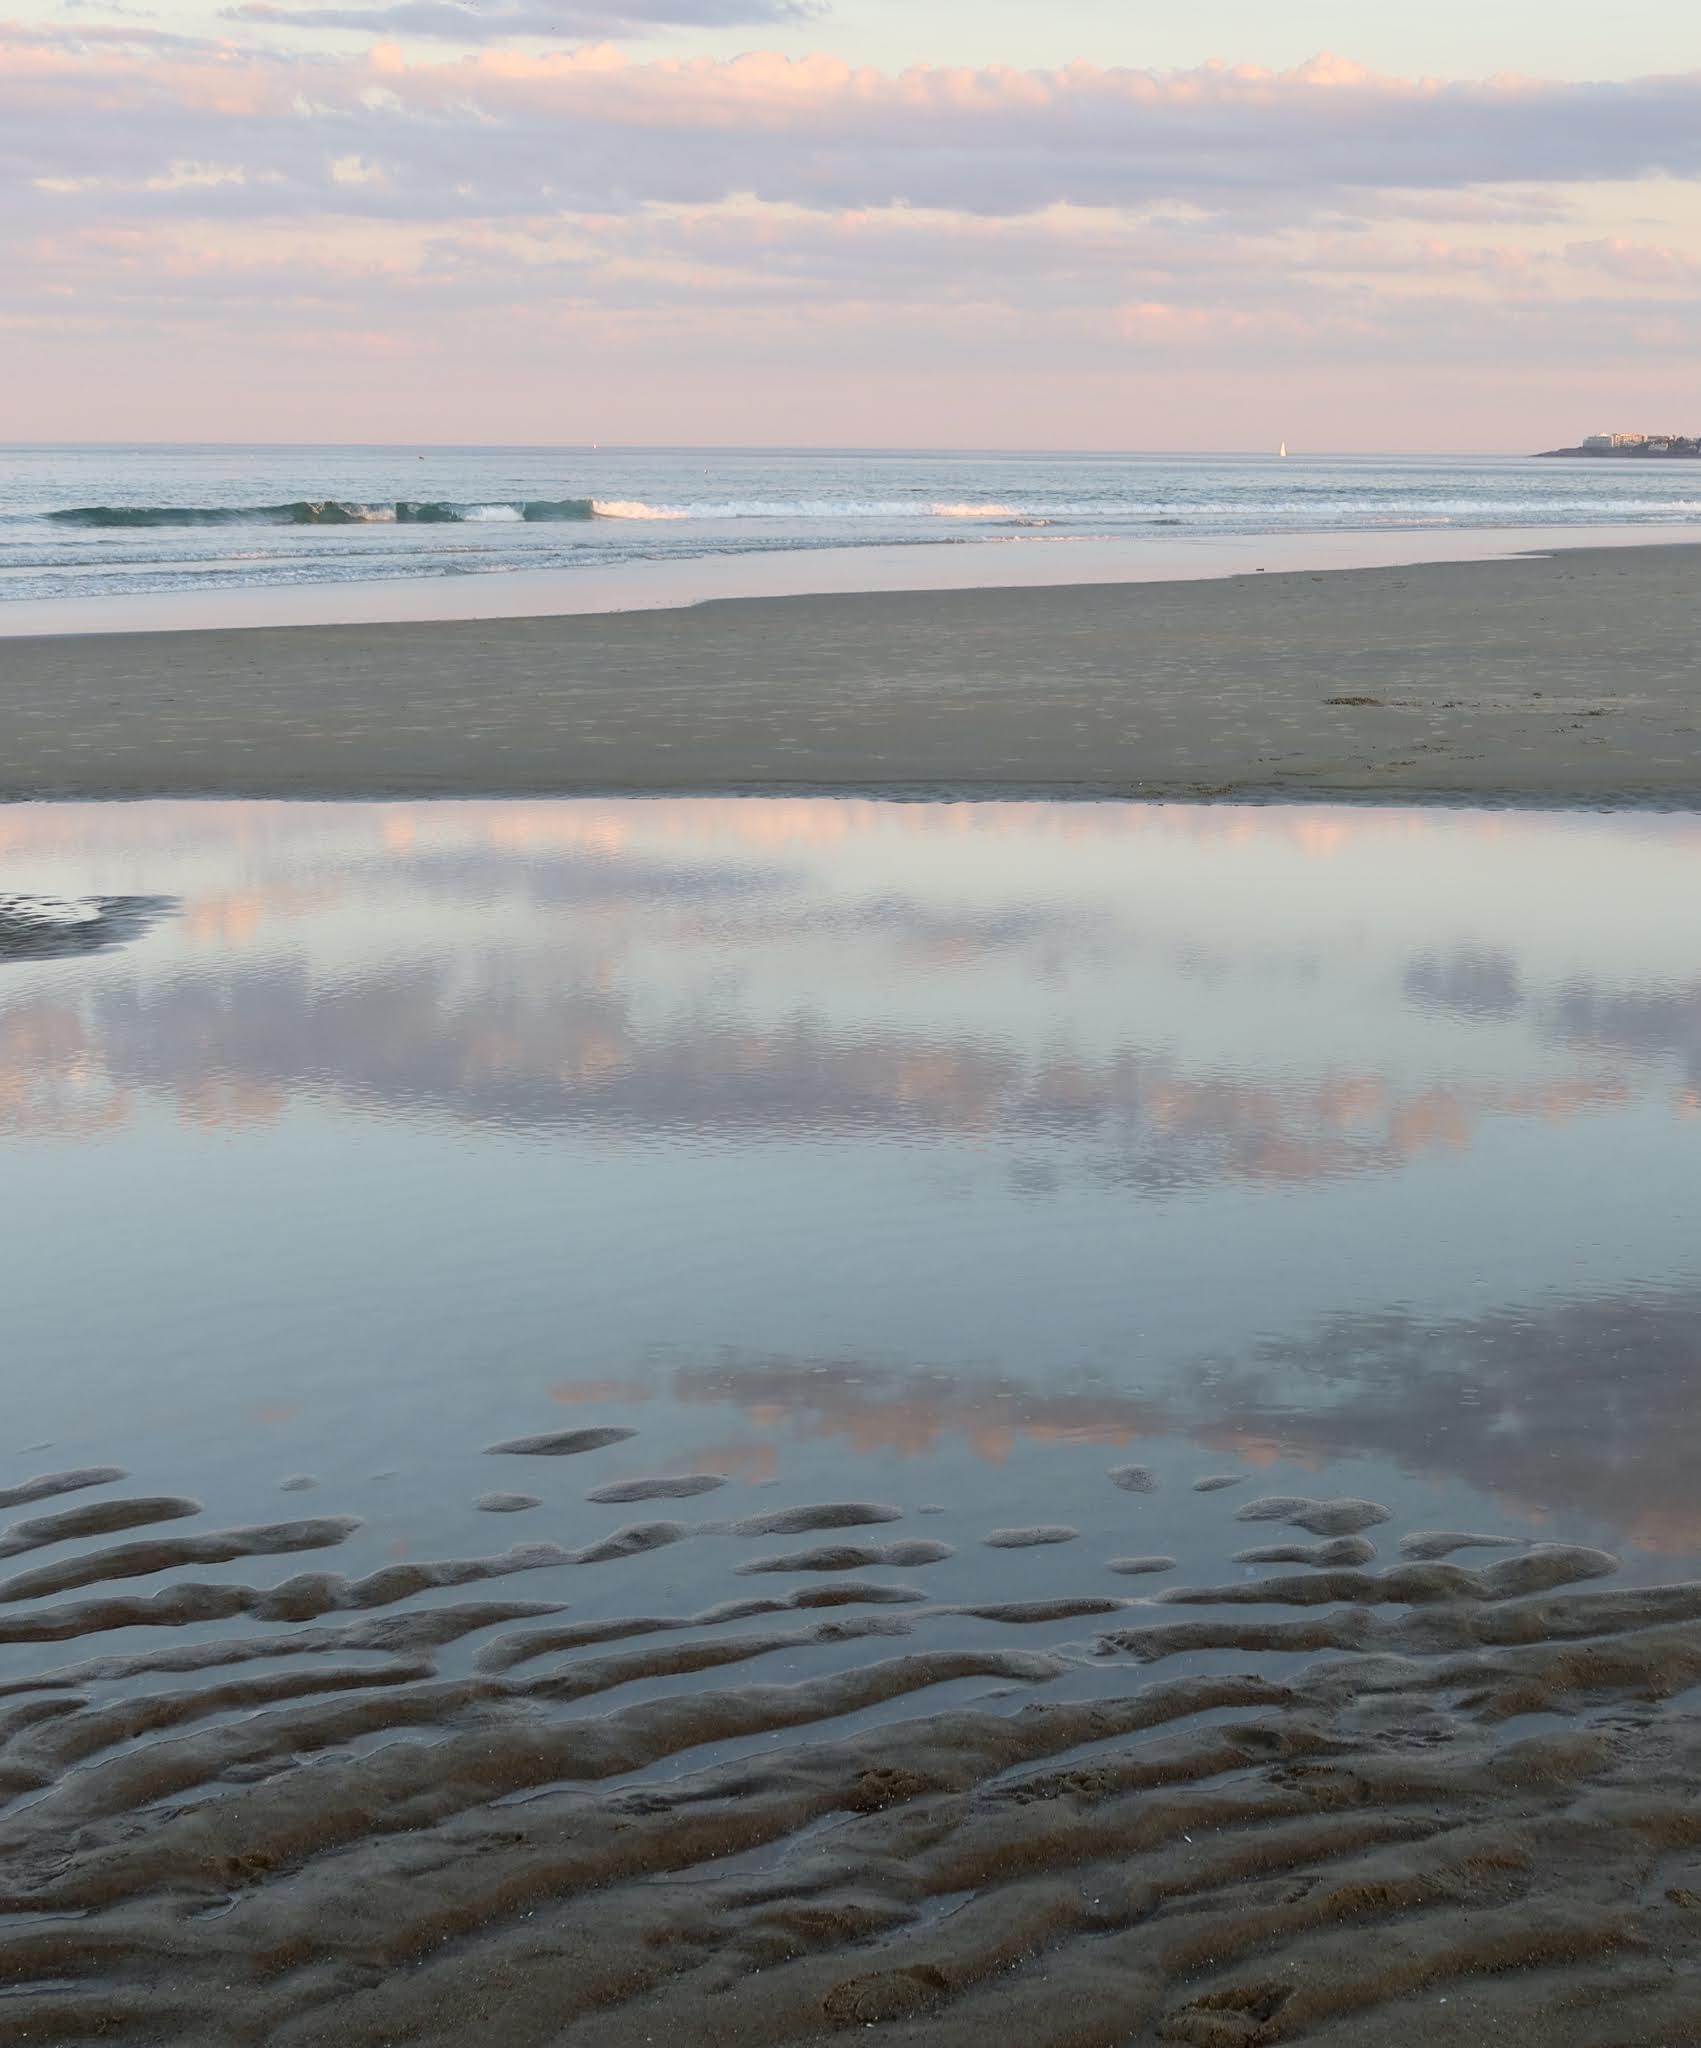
[3,1450,1700,2046]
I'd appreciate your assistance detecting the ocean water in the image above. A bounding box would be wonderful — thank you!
[4,796,1701,2034]
[3,444,1699,609]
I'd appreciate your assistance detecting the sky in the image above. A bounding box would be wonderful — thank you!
[4,0,1700,447]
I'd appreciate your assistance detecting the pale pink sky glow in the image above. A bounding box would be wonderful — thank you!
[4,9,1700,446]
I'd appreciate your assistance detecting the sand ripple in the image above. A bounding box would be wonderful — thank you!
[0,1460,1694,2045]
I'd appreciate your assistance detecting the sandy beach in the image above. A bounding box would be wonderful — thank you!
[5,575,1701,2047]
[2,541,1697,804]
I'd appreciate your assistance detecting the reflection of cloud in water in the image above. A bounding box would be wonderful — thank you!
[1401,945,1701,1089]
[550,1378,651,1409]
[824,892,1105,969]
[0,964,1637,1184]
[381,846,1105,973]
[666,1357,1173,1467]
[1192,1286,1701,1555]
[571,1284,1701,1562]
[395,847,799,910]
[449,798,1701,862]
[181,887,337,946]
[1551,975,1701,1089]
[10,795,1699,868]
[0,997,131,1136]
[681,1438,780,1485]
[677,889,1108,972]
[1404,945,1524,1020]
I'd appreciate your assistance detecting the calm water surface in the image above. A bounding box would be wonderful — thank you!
[1,798,1699,1732]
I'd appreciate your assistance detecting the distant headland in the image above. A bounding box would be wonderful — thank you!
[1537,432,1700,457]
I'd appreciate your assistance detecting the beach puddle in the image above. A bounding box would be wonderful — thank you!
[0,797,1698,2043]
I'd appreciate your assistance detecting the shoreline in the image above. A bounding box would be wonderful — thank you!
[5,518,1699,643]
[1,539,1698,807]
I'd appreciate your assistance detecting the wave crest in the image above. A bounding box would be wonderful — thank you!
[41,496,1058,531]
[47,499,600,529]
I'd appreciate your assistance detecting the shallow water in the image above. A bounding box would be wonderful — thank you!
[2,797,1700,2042]
[3,798,1698,1567]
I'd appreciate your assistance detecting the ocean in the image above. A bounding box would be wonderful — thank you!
[3,444,1699,612]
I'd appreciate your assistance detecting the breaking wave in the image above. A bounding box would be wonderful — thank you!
[588,499,690,521]
[42,498,1050,530]
[47,499,602,528]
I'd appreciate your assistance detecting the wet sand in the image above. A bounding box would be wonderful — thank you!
[2,1452,1701,2045]
[2,542,1698,803]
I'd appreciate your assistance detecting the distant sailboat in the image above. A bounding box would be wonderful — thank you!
[1278,441,1288,458]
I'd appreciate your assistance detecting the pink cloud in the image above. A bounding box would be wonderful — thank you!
[6,35,1701,203]
[1566,236,1701,286]
[232,0,813,42]
[4,29,1701,442]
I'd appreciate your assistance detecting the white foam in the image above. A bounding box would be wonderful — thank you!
[583,499,1050,522]
[591,500,689,521]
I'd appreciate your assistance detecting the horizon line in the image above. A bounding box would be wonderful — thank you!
[0,440,1551,458]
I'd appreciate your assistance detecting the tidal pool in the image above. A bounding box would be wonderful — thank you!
[1,798,1698,2044]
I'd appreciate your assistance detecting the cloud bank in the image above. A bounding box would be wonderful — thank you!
[229,0,817,44]
[4,28,1700,441]
[9,40,1701,216]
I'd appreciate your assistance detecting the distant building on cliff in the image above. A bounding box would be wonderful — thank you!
[1544,431,1698,457]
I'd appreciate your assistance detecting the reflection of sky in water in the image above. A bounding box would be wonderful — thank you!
[0,797,1698,1631]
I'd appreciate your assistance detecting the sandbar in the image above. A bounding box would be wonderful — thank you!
[1,540,1696,804]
